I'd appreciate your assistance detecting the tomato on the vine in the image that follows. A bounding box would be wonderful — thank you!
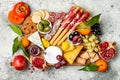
[13,2,30,18]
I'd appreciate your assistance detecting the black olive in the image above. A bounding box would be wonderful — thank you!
[73,31,79,36]
[69,34,74,41]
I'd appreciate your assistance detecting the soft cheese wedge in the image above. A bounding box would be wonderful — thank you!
[28,31,44,50]
[64,46,83,64]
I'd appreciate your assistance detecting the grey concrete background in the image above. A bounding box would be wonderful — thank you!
[0,0,120,80]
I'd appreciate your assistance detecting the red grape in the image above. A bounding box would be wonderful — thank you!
[54,63,61,69]
[56,55,63,61]
[60,59,67,66]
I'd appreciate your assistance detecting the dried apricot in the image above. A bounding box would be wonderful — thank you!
[77,27,91,35]
[22,37,30,47]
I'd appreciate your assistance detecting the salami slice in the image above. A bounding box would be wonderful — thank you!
[49,16,55,23]
[55,13,61,19]
[50,12,56,17]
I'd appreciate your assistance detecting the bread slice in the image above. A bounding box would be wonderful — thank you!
[76,57,86,65]
[90,54,100,63]
[80,51,90,59]
[88,52,96,59]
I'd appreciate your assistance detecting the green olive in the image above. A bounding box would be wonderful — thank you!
[38,23,43,31]
[41,20,50,26]
[43,26,51,32]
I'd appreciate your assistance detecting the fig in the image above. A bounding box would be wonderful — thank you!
[72,36,81,44]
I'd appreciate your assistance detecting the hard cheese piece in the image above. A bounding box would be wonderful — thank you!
[28,31,44,50]
[64,46,83,64]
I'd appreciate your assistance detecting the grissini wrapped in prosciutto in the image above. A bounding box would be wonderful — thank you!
[52,9,83,45]
[57,10,90,46]
[50,5,80,45]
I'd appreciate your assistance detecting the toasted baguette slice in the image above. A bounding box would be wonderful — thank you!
[88,52,96,59]
[80,51,90,59]
[76,57,86,65]
[90,54,100,63]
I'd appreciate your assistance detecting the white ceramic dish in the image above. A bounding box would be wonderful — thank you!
[37,20,52,34]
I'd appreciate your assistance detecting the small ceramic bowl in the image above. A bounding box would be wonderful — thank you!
[37,20,52,34]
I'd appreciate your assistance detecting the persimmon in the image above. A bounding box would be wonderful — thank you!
[22,37,30,47]
[13,2,30,18]
[8,10,24,25]
[95,59,108,72]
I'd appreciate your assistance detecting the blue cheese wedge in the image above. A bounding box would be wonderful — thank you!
[28,31,44,50]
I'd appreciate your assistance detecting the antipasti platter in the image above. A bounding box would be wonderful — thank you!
[8,1,117,72]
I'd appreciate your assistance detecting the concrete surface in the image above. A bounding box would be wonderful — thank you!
[0,0,120,80]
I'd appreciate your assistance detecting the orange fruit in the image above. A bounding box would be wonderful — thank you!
[95,59,108,72]
[8,10,24,25]
[77,27,91,35]
[22,37,30,47]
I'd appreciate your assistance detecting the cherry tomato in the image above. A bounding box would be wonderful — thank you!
[8,10,24,25]
[13,2,30,18]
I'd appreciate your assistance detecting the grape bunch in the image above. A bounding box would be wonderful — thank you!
[54,55,67,69]
[82,34,100,52]
[91,23,102,35]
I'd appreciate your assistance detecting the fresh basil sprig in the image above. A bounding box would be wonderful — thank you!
[12,37,19,55]
[19,40,29,59]
[79,64,99,71]
[9,24,23,37]
[77,14,101,29]
[87,14,101,27]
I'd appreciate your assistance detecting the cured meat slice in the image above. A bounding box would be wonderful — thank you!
[55,13,61,19]
[44,34,52,41]
[44,19,62,41]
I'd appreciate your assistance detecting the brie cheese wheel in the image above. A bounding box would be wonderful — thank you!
[28,31,44,50]
[44,46,62,64]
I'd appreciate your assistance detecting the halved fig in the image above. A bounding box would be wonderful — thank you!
[72,35,82,44]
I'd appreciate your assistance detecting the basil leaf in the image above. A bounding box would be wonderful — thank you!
[9,24,23,37]
[12,37,19,55]
[19,40,29,59]
[79,64,99,71]
[87,14,101,27]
